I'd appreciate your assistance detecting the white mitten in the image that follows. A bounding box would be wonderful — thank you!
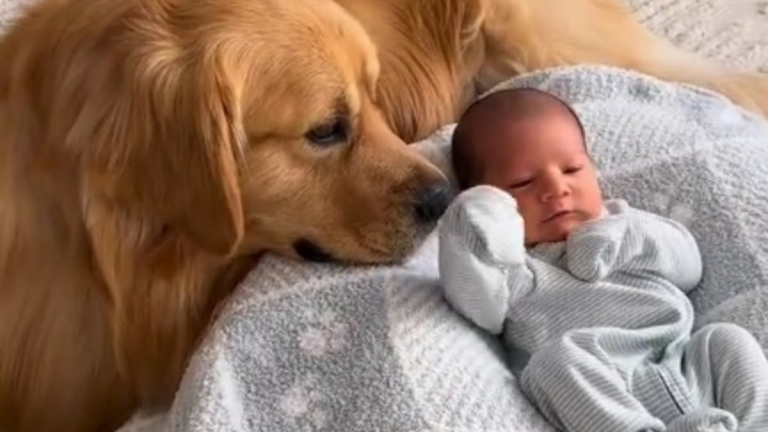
[443,185,526,267]
[438,185,526,334]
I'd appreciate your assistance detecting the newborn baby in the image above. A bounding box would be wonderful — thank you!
[438,87,768,432]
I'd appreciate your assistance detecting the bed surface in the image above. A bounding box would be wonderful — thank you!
[2,0,768,71]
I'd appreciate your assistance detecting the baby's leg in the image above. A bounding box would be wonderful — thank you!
[682,323,768,432]
[520,329,667,432]
[665,409,736,432]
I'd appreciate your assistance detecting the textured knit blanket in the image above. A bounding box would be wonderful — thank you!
[118,65,768,432]
[139,239,557,432]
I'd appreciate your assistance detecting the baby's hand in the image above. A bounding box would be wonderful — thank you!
[440,185,526,267]
[566,208,630,282]
[438,185,527,334]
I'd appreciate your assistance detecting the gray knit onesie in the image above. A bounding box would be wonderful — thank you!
[438,185,768,432]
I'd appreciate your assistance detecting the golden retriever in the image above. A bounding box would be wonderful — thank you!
[0,0,766,431]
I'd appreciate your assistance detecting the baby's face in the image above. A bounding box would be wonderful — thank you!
[474,111,604,245]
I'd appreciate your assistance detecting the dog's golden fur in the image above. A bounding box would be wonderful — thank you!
[1,0,766,430]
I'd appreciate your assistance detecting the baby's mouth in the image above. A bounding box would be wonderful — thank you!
[543,210,575,223]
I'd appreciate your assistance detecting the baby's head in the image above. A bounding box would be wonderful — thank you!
[452,88,604,245]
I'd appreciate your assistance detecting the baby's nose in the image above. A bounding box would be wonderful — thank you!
[541,176,569,200]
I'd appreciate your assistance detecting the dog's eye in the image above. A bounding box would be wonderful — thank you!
[306,118,348,146]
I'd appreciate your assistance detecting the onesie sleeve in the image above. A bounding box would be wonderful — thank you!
[566,200,703,292]
[438,185,536,335]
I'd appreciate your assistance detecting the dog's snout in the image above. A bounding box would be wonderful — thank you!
[413,181,452,224]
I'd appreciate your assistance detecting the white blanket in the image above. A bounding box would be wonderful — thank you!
[118,65,768,431]
[141,239,557,432]
[0,0,33,32]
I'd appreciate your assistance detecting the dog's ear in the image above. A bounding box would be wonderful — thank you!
[83,55,245,256]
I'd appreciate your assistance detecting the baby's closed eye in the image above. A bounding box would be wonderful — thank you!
[508,178,533,189]
[563,165,583,174]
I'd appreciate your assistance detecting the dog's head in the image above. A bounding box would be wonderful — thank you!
[231,1,453,264]
[7,0,451,265]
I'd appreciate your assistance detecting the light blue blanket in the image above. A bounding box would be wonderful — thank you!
[120,65,768,432]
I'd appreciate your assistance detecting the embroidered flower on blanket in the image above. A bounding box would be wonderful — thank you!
[279,374,329,430]
[298,311,348,358]
[651,192,695,227]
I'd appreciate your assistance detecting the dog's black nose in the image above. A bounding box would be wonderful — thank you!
[413,181,452,224]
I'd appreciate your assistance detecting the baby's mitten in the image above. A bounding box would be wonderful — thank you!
[438,185,526,334]
[566,213,629,282]
[441,185,525,266]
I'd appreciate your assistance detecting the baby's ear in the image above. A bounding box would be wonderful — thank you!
[82,55,245,256]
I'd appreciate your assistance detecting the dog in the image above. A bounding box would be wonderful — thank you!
[1,0,766,431]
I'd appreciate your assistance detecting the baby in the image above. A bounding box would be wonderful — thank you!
[438,88,768,432]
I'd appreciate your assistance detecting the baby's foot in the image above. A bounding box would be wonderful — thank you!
[439,185,525,267]
[665,408,738,432]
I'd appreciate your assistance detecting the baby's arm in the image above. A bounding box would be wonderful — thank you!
[438,186,535,335]
[566,200,702,292]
